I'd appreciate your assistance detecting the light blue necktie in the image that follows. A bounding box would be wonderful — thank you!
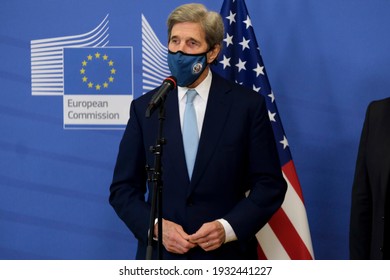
[183,89,199,179]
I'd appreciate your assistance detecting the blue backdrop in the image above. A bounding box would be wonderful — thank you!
[1,0,390,260]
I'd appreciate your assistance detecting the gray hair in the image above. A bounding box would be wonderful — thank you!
[167,3,224,49]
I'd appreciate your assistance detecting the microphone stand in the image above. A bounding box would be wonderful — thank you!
[145,97,166,260]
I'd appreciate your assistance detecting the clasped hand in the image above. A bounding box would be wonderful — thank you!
[153,219,226,254]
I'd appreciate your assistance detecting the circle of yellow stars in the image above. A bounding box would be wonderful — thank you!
[79,52,116,91]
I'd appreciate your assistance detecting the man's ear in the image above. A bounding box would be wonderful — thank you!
[207,44,221,64]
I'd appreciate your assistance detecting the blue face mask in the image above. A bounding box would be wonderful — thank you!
[167,50,208,87]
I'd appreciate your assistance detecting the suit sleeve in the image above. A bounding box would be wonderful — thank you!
[224,96,287,241]
[349,103,373,259]
[109,101,151,244]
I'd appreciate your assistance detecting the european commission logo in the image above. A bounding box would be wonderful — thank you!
[31,15,133,129]
[31,13,173,129]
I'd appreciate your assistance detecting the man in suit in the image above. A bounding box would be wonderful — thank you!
[109,3,287,260]
[350,97,390,260]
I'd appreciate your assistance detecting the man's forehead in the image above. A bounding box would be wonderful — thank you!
[170,22,205,40]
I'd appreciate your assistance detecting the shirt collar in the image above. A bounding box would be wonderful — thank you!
[178,70,212,102]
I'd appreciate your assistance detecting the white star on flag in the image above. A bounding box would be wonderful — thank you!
[253,63,264,77]
[224,33,234,47]
[239,36,250,50]
[268,91,275,103]
[243,15,252,29]
[226,11,236,24]
[268,110,277,122]
[220,55,231,69]
[235,58,246,72]
[280,135,289,149]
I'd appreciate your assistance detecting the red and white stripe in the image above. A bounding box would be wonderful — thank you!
[256,161,314,259]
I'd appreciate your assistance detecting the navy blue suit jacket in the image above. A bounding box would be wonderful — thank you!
[110,72,287,259]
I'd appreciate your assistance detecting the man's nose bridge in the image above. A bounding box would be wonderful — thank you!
[178,41,186,52]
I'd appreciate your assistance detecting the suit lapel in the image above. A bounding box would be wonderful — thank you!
[163,89,189,181]
[189,74,232,193]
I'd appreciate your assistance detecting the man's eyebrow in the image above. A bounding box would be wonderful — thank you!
[170,35,201,42]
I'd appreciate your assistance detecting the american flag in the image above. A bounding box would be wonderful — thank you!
[212,0,314,260]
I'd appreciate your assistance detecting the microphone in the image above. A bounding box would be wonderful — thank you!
[145,76,177,117]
